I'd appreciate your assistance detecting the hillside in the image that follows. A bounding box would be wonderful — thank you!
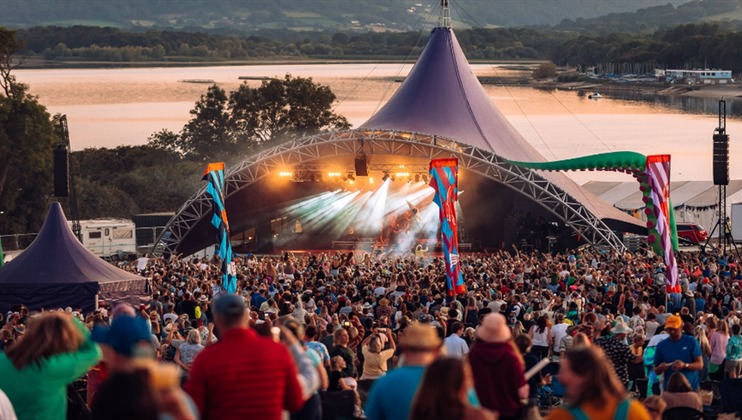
[0,0,689,30]
[556,0,742,34]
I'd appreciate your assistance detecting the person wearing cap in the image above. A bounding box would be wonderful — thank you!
[364,323,447,420]
[185,294,303,419]
[653,314,703,391]
[469,313,528,420]
[595,320,642,389]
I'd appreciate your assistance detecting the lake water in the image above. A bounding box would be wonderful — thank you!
[14,63,742,185]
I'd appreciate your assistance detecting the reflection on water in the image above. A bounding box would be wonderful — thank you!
[12,65,742,184]
[579,89,742,118]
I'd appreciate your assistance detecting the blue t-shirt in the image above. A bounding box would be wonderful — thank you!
[365,365,479,420]
[654,335,702,390]
[365,365,425,420]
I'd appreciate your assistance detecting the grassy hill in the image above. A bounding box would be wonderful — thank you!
[0,0,690,30]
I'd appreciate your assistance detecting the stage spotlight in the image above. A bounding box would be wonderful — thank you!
[422,174,429,183]
[414,174,421,183]
[382,172,390,182]
[347,172,355,182]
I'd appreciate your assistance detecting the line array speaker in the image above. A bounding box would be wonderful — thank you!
[713,133,729,186]
[354,153,369,177]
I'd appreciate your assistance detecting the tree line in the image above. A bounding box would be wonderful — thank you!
[9,22,742,73]
[0,28,350,234]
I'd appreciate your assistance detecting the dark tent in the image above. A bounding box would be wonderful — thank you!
[0,203,147,313]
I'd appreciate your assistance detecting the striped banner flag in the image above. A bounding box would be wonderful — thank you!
[645,154,678,293]
[203,163,237,294]
[429,158,466,296]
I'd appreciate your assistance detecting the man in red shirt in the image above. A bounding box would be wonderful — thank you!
[185,294,303,419]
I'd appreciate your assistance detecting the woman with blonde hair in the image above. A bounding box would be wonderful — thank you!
[175,329,204,383]
[546,346,650,419]
[359,328,396,380]
[0,312,101,420]
[709,318,729,380]
[693,325,712,382]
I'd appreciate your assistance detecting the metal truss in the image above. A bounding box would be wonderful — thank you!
[155,129,626,255]
[289,163,430,173]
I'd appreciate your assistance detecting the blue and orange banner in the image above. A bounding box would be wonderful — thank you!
[429,158,466,296]
[203,163,236,294]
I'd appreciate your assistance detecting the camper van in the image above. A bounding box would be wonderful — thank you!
[71,219,137,258]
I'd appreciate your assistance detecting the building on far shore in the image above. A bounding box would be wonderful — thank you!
[655,68,733,84]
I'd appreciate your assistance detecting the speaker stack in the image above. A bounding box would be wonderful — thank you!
[713,132,729,186]
[355,152,369,176]
[53,144,70,197]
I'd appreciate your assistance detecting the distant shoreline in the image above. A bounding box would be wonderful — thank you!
[532,80,742,100]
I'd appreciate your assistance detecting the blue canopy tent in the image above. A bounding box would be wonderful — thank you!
[0,203,147,313]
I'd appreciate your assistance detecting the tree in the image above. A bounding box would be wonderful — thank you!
[149,74,350,162]
[532,62,557,79]
[0,28,56,234]
[0,27,24,99]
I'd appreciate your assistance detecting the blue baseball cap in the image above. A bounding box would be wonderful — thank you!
[92,315,152,357]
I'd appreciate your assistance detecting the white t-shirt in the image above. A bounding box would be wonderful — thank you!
[550,323,569,352]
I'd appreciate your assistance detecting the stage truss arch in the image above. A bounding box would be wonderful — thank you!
[154,129,627,255]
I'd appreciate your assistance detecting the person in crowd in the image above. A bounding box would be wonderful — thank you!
[174,329,204,384]
[726,323,742,379]
[550,312,569,361]
[628,334,646,396]
[515,334,550,415]
[0,312,101,420]
[545,346,651,419]
[595,320,641,390]
[91,369,160,420]
[364,323,443,420]
[469,313,527,420]
[660,372,703,412]
[328,356,354,392]
[305,324,331,368]
[409,357,496,420]
[185,294,304,419]
[654,315,703,391]
[332,325,358,379]
[280,316,326,420]
[360,327,396,380]
[693,325,712,382]
[92,313,198,420]
[444,322,469,358]
[528,314,551,359]
[709,317,728,381]
[642,395,666,420]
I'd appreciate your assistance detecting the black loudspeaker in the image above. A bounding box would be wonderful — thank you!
[713,133,729,186]
[53,144,70,197]
[354,153,368,176]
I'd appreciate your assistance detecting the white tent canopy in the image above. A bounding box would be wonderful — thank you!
[582,180,742,231]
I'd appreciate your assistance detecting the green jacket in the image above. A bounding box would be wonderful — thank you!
[0,318,102,420]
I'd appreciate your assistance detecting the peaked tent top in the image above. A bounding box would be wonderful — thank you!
[360,27,641,228]
[0,202,143,285]
[361,27,544,161]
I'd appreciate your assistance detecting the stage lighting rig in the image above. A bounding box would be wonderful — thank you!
[382,172,391,182]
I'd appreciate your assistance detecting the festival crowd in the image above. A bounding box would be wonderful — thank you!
[2,245,742,420]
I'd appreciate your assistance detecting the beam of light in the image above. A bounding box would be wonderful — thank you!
[353,178,390,236]
[265,176,451,250]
